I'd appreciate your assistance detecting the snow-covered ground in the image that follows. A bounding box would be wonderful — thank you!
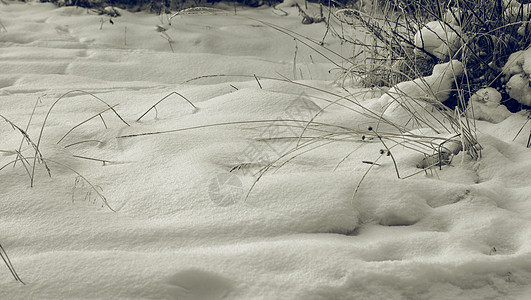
[1,1,531,299]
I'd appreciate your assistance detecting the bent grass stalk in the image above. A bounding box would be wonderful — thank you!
[118,119,357,139]
[64,140,103,148]
[137,91,198,122]
[56,105,118,144]
[0,244,24,284]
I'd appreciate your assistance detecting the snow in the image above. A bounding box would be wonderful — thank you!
[1,1,531,299]
[503,47,531,106]
[376,60,463,128]
[503,50,525,78]
[468,88,511,123]
[443,7,462,26]
[506,74,531,106]
[414,21,461,60]
[504,0,531,21]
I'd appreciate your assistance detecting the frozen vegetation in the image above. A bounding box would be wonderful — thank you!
[1,0,531,299]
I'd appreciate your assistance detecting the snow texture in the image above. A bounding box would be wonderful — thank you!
[1,1,531,299]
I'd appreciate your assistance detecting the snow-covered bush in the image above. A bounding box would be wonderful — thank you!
[502,48,531,107]
[333,0,531,115]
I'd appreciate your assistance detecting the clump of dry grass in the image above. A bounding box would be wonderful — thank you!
[0,90,129,211]
[115,5,492,202]
[118,73,477,201]
[0,90,134,281]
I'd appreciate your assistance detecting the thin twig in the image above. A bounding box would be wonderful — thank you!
[254,74,263,89]
[118,119,356,139]
[99,114,108,129]
[64,140,103,148]
[72,155,111,165]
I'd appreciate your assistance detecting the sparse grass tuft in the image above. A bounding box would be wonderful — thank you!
[1,90,126,211]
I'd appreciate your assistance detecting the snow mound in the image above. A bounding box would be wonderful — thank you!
[414,21,461,60]
[468,87,511,123]
[506,74,531,106]
[503,47,531,106]
[378,60,463,127]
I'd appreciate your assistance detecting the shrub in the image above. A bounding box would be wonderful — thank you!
[333,0,531,112]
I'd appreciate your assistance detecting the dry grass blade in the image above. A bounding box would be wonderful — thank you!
[13,150,33,182]
[0,114,51,181]
[14,96,40,168]
[137,91,197,122]
[64,140,103,148]
[370,127,401,178]
[56,105,118,144]
[513,113,531,141]
[0,244,24,284]
[0,18,6,32]
[118,119,356,139]
[253,74,263,89]
[72,155,112,165]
